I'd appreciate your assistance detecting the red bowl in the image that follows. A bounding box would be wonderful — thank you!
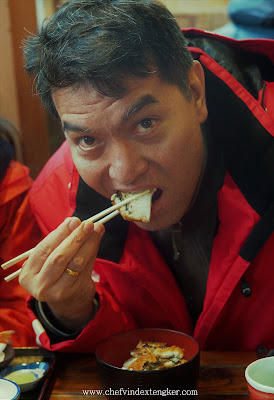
[95,328,200,400]
[247,382,274,400]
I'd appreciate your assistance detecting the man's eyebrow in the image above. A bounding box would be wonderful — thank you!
[123,95,159,122]
[62,121,92,134]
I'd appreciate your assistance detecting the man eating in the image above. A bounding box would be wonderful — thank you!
[15,0,274,352]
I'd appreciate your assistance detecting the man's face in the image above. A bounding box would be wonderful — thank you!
[52,62,208,230]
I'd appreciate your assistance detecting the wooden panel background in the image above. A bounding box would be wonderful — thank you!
[0,0,50,178]
[162,0,230,31]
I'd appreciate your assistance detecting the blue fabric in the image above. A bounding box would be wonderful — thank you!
[215,23,274,39]
[228,0,274,27]
[214,0,274,39]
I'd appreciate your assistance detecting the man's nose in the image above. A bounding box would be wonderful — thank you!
[108,142,148,185]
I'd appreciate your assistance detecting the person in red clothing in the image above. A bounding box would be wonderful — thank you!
[0,135,41,346]
[17,0,274,353]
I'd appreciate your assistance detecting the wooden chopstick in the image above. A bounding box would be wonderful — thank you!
[2,190,148,271]
[93,209,119,225]
[2,190,149,281]
[1,248,36,270]
[4,269,22,282]
[86,190,149,223]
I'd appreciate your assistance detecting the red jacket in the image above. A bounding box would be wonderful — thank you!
[0,161,40,347]
[26,31,274,352]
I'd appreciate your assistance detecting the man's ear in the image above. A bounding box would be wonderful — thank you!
[188,60,208,124]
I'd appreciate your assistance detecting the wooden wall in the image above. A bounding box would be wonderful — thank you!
[161,0,230,31]
[0,0,50,178]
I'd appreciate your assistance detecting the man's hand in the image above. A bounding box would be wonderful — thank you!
[19,217,105,332]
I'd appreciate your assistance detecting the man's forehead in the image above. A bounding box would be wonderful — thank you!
[52,74,167,115]
[52,71,162,99]
[52,83,102,103]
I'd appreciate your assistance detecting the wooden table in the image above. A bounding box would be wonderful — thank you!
[48,351,257,399]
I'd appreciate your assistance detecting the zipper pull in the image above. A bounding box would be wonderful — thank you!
[172,223,183,261]
[241,280,252,297]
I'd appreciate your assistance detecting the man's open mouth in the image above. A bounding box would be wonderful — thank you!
[152,188,163,203]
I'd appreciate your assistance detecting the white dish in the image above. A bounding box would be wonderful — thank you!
[0,378,20,400]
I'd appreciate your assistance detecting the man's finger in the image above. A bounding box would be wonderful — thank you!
[25,217,81,273]
[38,220,104,280]
[65,222,105,284]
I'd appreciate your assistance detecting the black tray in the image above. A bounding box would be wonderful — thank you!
[9,347,56,400]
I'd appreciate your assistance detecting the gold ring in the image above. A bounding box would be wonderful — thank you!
[66,268,80,277]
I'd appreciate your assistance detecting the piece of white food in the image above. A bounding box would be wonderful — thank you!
[111,189,156,222]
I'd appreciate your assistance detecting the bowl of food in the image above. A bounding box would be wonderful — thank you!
[0,362,50,393]
[95,328,200,399]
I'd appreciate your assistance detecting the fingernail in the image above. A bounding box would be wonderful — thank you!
[83,220,94,233]
[94,223,105,236]
[68,217,81,230]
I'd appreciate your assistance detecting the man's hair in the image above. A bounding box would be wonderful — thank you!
[24,0,193,116]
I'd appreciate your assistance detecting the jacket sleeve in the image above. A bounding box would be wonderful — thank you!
[26,282,137,353]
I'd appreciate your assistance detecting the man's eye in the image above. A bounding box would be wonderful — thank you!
[136,118,156,134]
[76,136,97,149]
